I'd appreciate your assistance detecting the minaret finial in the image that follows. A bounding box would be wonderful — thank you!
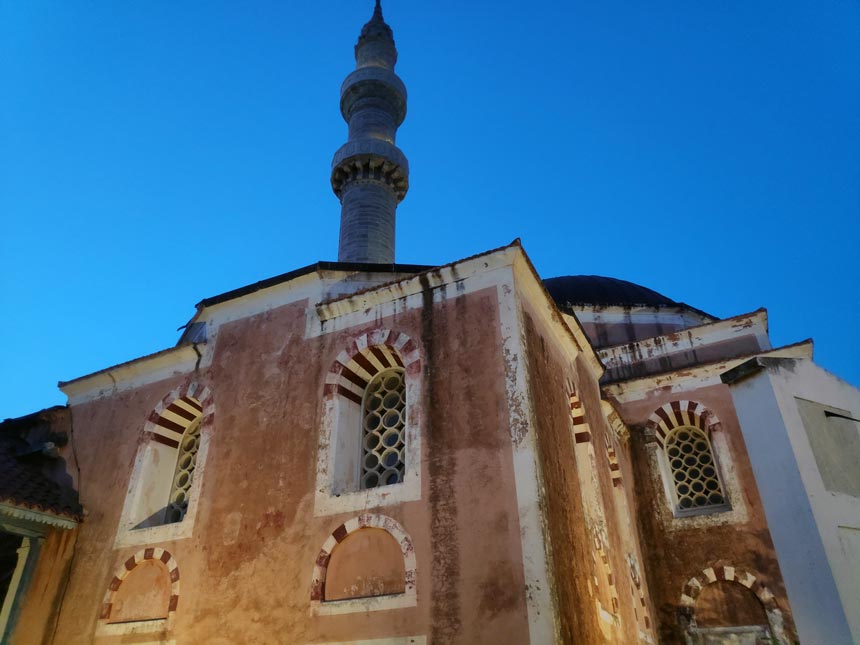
[331,1,409,263]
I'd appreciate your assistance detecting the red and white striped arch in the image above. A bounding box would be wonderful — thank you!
[145,381,215,448]
[310,513,417,603]
[679,564,786,641]
[100,548,180,622]
[680,564,776,611]
[323,329,420,405]
[645,400,722,448]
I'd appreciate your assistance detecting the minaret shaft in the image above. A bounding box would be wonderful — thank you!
[332,2,408,264]
[338,184,397,264]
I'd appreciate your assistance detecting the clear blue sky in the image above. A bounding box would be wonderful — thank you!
[2,1,858,419]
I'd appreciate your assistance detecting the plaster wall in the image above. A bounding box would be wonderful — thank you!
[23,276,535,644]
[518,285,656,644]
[726,359,858,644]
[7,529,76,645]
[569,307,714,349]
[24,372,193,644]
[614,383,795,643]
[521,308,600,643]
[597,311,770,384]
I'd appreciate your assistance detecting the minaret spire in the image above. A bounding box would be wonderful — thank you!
[331,1,409,264]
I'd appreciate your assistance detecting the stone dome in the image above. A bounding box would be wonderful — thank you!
[543,275,678,308]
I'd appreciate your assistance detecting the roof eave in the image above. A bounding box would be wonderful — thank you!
[0,500,81,530]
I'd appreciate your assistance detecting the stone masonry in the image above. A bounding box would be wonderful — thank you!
[332,0,409,264]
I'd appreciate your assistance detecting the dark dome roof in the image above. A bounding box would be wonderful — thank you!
[543,275,677,308]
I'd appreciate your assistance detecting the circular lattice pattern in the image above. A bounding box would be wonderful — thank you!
[167,419,201,523]
[361,368,406,489]
[665,427,724,510]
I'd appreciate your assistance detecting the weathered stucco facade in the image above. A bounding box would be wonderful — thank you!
[9,240,853,644]
[3,4,858,645]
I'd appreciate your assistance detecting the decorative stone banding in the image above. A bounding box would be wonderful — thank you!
[570,384,619,626]
[592,532,619,616]
[331,154,409,201]
[145,381,214,449]
[627,554,651,630]
[679,565,786,643]
[310,514,417,605]
[323,329,420,406]
[100,548,180,623]
[142,382,215,525]
[604,432,623,488]
[569,388,591,444]
[645,400,721,448]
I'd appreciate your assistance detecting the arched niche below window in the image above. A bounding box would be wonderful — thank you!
[694,580,769,629]
[325,528,406,601]
[109,559,171,624]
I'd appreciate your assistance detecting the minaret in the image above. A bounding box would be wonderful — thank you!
[331,0,408,264]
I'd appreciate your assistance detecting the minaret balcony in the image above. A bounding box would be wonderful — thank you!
[340,67,407,126]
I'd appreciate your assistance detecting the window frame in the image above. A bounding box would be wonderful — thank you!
[113,384,214,549]
[315,330,422,517]
[662,425,729,516]
[359,367,407,490]
[646,400,732,519]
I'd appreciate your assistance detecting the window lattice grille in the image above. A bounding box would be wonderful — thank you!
[665,426,725,510]
[361,368,406,489]
[166,418,201,524]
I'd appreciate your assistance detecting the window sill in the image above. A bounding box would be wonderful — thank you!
[96,618,169,637]
[673,503,732,519]
[314,475,420,517]
[310,591,417,616]
[113,520,193,549]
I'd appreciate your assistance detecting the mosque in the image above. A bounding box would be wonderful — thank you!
[1,3,858,644]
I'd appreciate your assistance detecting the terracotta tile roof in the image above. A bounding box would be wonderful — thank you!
[0,412,83,522]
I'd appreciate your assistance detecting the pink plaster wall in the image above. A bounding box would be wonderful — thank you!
[22,284,531,644]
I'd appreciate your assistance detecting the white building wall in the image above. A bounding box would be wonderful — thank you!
[725,357,859,644]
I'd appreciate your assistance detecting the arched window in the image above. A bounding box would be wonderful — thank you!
[646,400,730,516]
[361,368,406,489]
[664,426,725,511]
[114,383,214,548]
[128,395,203,529]
[316,330,422,515]
[165,415,202,523]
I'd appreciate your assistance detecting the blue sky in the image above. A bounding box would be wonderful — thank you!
[2,1,858,419]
